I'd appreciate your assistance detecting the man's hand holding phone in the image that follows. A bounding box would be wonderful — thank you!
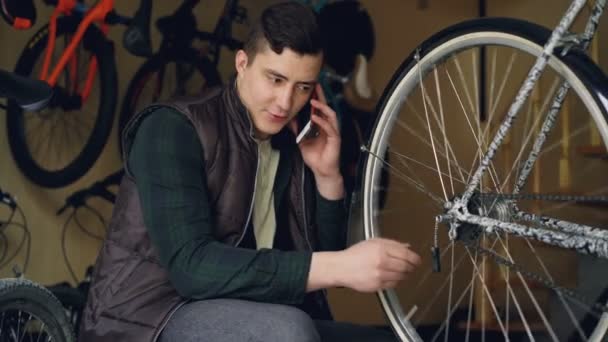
[294,84,344,200]
[295,90,319,143]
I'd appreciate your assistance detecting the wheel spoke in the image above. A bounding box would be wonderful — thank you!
[417,54,449,201]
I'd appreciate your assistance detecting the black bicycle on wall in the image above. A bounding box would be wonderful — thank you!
[117,0,246,156]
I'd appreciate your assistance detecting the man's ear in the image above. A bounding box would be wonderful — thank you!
[235,50,249,74]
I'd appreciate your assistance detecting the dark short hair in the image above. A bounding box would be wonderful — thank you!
[243,1,323,62]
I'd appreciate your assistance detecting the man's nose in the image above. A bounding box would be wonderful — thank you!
[276,86,294,113]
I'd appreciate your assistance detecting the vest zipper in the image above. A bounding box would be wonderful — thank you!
[235,145,260,247]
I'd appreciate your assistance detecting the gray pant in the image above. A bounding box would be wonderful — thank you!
[158,299,398,342]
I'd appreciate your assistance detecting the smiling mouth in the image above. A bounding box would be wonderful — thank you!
[267,111,288,121]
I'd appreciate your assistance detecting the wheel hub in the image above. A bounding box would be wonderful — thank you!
[445,193,514,243]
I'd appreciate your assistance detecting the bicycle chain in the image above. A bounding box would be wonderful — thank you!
[455,192,608,314]
[477,192,608,203]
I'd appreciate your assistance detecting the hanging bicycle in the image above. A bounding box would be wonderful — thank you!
[4,0,152,188]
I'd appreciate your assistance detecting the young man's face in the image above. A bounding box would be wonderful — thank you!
[235,45,323,139]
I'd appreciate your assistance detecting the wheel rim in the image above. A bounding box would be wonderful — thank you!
[363,30,608,341]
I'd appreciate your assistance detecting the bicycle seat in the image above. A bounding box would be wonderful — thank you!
[0,69,52,111]
[123,0,152,57]
[344,54,378,113]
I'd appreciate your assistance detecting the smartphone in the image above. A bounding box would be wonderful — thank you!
[296,90,319,144]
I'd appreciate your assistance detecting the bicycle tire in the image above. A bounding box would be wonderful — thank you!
[359,18,608,341]
[7,16,117,188]
[48,283,87,337]
[0,278,75,342]
[118,50,221,157]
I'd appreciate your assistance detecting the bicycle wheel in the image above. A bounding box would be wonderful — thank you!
[0,278,74,342]
[359,18,608,341]
[118,50,221,157]
[7,16,117,188]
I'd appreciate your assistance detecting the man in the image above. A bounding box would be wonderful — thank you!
[80,2,421,341]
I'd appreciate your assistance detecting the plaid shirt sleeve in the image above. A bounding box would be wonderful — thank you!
[315,192,348,251]
[128,107,312,304]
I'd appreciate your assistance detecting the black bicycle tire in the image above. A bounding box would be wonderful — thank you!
[6,16,117,188]
[359,17,608,216]
[0,278,75,342]
[48,283,86,309]
[117,50,221,158]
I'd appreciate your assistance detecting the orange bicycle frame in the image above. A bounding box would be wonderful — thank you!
[39,0,113,102]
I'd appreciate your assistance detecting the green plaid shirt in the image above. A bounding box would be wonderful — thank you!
[128,108,347,304]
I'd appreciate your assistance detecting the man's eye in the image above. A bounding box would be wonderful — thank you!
[298,85,312,92]
[269,76,282,84]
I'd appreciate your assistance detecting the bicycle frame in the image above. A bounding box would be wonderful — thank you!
[444,0,608,258]
[156,0,243,66]
[39,0,114,102]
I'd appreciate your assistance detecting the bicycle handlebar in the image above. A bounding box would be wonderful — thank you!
[0,188,16,209]
[42,0,152,58]
[0,69,52,111]
[56,170,124,215]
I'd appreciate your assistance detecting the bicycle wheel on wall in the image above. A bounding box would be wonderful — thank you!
[118,51,221,156]
[359,18,608,341]
[0,278,74,342]
[7,16,117,188]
